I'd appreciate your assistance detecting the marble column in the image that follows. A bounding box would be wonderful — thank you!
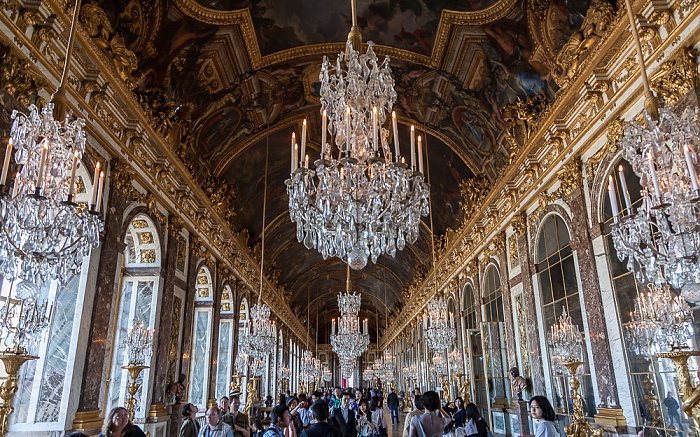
[567,186,620,409]
[72,182,127,431]
[513,215,546,394]
[496,248,518,374]
[149,218,184,416]
[206,262,223,405]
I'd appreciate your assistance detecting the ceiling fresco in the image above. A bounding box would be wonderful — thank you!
[83,0,595,336]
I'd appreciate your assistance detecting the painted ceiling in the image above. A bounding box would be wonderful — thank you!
[88,0,592,341]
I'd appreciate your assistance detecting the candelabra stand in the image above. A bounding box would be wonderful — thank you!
[0,347,38,437]
[403,378,412,413]
[640,374,663,436]
[244,379,256,416]
[438,374,451,402]
[561,361,603,437]
[454,373,471,404]
[121,364,149,421]
[656,350,700,430]
[299,382,306,395]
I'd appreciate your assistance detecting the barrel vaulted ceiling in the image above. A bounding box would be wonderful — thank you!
[86,0,592,341]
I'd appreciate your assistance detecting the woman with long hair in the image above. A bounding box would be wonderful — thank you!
[530,396,558,437]
[99,407,146,437]
[408,391,452,437]
[370,396,387,436]
[464,403,487,437]
[452,397,466,428]
[356,398,374,437]
[285,397,302,437]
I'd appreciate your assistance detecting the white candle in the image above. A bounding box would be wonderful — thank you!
[392,111,399,160]
[69,151,79,199]
[301,119,307,163]
[95,170,105,212]
[11,172,19,197]
[372,107,378,152]
[1,138,12,186]
[291,132,296,172]
[618,165,632,212]
[294,143,299,170]
[305,154,309,169]
[417,136,423,174]
[90,162,101,207]
[410,125,415,169]
[36,140,49,191]
[648,152,661,200]
[684,144,700,191]
[346,107,351,153]
[332,319,335,335]
[322,110,327,158]
[608,175,620,223]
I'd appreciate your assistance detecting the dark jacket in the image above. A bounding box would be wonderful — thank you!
[331,407,356,437]
[223,412,249,437]
[99,425,147,437]
[301,422,342,437]
[387,393,399,408]
[180,417,201,437]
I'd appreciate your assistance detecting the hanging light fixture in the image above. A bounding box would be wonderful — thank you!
[0,1,103,285]
[286,0,429,270]
[330,265,370,361]
[548,307,583,364]
[240,135,275,362]
[609,0,700,303]
[423,297,456,351]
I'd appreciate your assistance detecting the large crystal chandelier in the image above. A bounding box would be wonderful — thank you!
[286,0,429,270]
[331,268,370,360]
[548,308,583,364]
[423,297,456,350]
[340,357,356,379]
[124,319,153,366]
[610,0,700,303]
[432,351,447,375]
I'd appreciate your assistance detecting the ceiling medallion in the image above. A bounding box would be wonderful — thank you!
[285,0,429,270]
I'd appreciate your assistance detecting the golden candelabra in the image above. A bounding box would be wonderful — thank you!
[454,373,471,404]
[561,361,603,437]
[230,374,243,393]
[439,374,451,403]
[299,381,306,395]
[640,374,663,437]
[403,378,413,413]
[0,347,38,437]
[121,364,149,422]
[244,379,256,416]
[656,350,700,431]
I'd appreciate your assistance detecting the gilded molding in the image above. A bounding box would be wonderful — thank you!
[587,119,623,177]
[168,217,185,238]
[509,236,519,268]
[0,42,47,107]
[651,46,699,106]
[511,212,527,236]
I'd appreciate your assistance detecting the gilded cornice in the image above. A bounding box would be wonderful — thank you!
[379,0,700,348]
[0,0,313,349]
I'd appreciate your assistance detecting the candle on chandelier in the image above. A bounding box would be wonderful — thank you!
[1,137,12,186]
[290,132,296,172]
[322,110,327,157]
[617,165,632,212]
[301,119,307,164]
[95,171,105,212]
[392,111,399,160]
[417,135,424,174]
[331,318,336,335]
[647,152,662,200]
[346,107,352,153]
[11,172,19,197]
[683,144,700,191]
[363,318,368,334]
[372,107,378,152]
[608,175,619,223]
[68,150,79,199]
[90,162,101,208]
[36,140,49,191]
[410,125,415,169]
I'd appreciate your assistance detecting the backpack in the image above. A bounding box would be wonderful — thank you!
[475,418,489,437]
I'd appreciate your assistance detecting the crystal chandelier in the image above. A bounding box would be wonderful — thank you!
[331,268,370,360]
[423,297,456,350]
[609,0,700,303]
[362,366,374,382]
[432,351,447,375]
[340,357,356,379]
[286,1,429,270]
[278,363,291,381]
[624,283,693,352]
[124,319,153,366]
[322,366,332,383]
[0,282,50,353]
[548,307,582,364]
[448,348,463,373]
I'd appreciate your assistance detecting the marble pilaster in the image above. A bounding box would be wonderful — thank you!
[568,187,620,408]
[206,263,223,402]
[496,251,518,375]
[178,242,201,390]
[72,182,127,430]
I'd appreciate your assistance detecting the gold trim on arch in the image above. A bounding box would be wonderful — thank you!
[173,0,519,70]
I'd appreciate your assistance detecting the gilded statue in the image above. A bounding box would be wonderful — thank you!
[243,380,255,416]
[554,0,616,88]
[510,367,527,401]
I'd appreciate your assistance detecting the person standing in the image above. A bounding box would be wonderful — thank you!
[463,403,487,437]
[264,405,292,437]
[99,407,147,437]
[181,403,201,437]
[331,392,356,437]
[584,388,597,418]
[369,396,387,437]
[452,398,466,428]
[403,395,424,437]
[663,391,682,428]
[408,391,451,437]
[301,401,342,437]
[225,395,250,437]
[198,407,234,437]
[387,388,400,425]
[530,396,558,437]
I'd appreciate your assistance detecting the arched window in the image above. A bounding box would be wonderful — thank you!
[480,264,508,413]
[189,266,213,409]
[107,215,162,418]
[535,214,592,419]
[215,284,235,400]
[462,283,485,407]
[238,297,249,400]
[482,265,503,323]
[602,158,696,433]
